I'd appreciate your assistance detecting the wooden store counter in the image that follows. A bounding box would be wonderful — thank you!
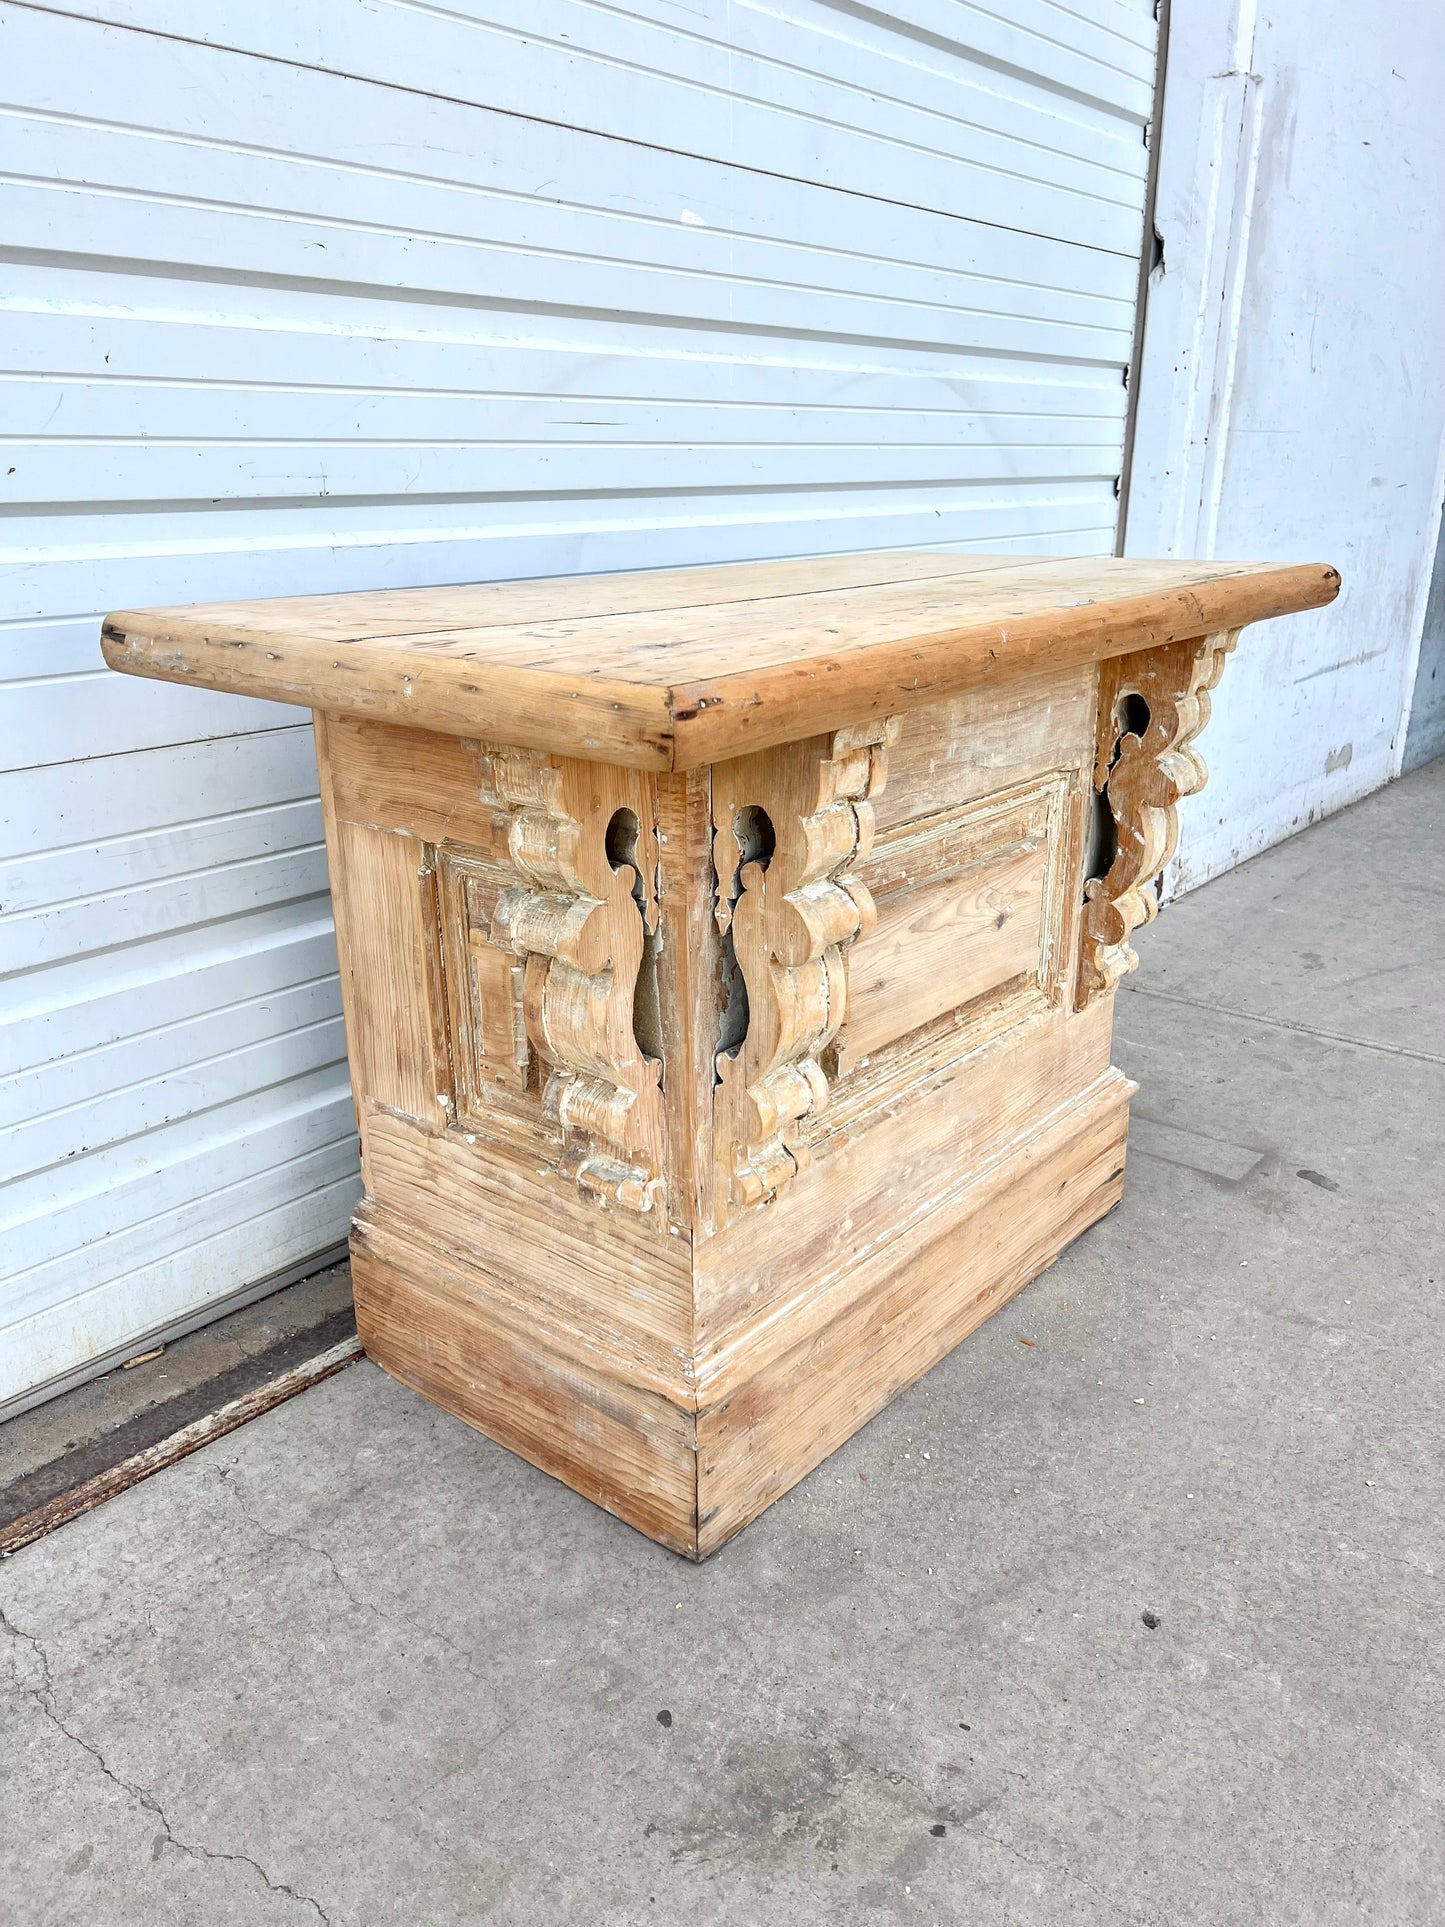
[103,550,1338,1557]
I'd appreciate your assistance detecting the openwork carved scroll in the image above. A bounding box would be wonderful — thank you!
[1078,628,1240,1007]
[712,718,899,1211]
[482,748,665,1211]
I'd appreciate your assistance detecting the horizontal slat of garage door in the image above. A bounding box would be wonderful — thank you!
[0,0,1156,1412]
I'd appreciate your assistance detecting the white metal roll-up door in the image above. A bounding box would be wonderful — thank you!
[0,0,1159,1414]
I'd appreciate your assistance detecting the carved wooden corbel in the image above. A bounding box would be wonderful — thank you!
[482,748,665,1211]
[1078,628,1240,1007]
[712,718,899,1210]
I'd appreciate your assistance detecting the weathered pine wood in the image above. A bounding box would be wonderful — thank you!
[695,1071,1133,1554]
[331,817,451,1131]
[693,998,1117,1361]
[843,786,1059,1066]
[102,550,1337,1556]
[102,553,1338,769]
[361,1108,691,1384]
[710,721,894,1216]
[872,663,1096,830]
[1078,629,1240,1006]
[352,1215,700,1557]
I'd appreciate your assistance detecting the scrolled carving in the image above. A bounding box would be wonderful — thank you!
[484,748,664,1211]
[712,718,899,1211]
[1078,628,1239,1007]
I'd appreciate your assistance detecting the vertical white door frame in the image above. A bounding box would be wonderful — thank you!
[1122,0,1265,564]
[1396,431,1445,767]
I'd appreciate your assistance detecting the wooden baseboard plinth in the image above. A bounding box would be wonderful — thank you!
[352,1071,1130,1559]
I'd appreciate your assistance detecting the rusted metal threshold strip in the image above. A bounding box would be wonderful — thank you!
[0,1309,362,1557]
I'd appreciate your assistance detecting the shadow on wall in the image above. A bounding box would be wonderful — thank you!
[1403,503,1445,772]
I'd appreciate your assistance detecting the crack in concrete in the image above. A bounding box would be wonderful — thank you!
[958,1816,1160,1927]
[0,1601,330,1923]
[222,1473,496,1691]
[1120,982,1445,1066]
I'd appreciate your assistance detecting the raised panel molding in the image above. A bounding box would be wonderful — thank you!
[840,772,1078,1073]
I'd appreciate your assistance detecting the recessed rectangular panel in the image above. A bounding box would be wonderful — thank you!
[334,819,450,1126]
[844,838,1048,1064]
[839,776,1072,1073]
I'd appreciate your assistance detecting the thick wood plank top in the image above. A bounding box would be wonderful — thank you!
[103,550,1339,769]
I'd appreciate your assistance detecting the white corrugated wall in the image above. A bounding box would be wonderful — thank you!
[0,0,1159,1413]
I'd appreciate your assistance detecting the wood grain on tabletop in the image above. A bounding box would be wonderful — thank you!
[101,551,1340,768]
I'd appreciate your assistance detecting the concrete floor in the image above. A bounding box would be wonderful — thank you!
[3,760,1441,1927]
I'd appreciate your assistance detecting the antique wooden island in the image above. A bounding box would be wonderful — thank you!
[103,552,1338,1557]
